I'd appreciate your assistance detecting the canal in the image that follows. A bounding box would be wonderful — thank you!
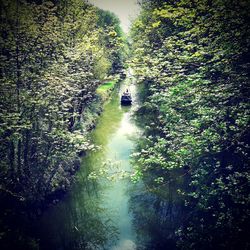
[33,77,141,250]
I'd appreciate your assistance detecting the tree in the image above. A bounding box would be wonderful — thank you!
[0,0,127,203]
[0,0,127,247]
[130,0,250,248]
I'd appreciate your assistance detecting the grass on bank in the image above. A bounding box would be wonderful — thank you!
[96,81,116,93]
[96,80,118,100]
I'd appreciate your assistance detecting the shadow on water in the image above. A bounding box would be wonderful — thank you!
[128,179,185,250]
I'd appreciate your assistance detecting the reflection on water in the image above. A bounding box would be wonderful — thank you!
[129,184,181,250]
[32,77,141,250]
[111,239,136,250]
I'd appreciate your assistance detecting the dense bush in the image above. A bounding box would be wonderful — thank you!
[130,0,250,248]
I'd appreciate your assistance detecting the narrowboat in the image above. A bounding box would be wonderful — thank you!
[121,90,132,105]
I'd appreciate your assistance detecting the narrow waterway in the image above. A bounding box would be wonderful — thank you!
[33,77,141,250]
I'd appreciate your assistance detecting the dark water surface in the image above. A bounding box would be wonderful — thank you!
[33,77,142,250]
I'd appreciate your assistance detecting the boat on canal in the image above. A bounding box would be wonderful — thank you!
[121,89,132,105]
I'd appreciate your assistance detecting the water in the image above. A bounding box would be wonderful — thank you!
[33,77,141,250]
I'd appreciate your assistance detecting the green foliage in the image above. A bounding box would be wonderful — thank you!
[97,81,116,92]
[130,0,250,248]
[0,0,127,248]
[96,9,129,74]
[0,0,127,204]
